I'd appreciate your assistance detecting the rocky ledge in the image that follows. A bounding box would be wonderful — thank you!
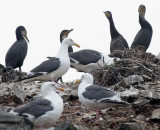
[0,49,160,130]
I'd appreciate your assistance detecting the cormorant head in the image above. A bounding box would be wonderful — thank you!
[16,26,29,42]
[138,4,146,18]
[104,11,112,19]
[60,29,73,43]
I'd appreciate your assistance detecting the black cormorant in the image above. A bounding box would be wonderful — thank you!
[131,5,152,51]
[5,26,29,72]
[104,11,129,53]
[60,29,73,53]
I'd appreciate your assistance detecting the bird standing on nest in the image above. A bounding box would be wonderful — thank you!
[5,26,29,72]
[69,49,118,73]
[131,4,152,51]
[104,11,129,54]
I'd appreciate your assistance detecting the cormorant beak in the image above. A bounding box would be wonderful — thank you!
[75,79,81,84]
[68,29,73,33]
[73,43,80,48]
[138,5,146,18]
[22,30,29,43]
[24,35,30,43]
[64,29,74,37]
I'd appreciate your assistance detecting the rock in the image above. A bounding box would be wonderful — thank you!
[75,125,89,130]
[12,84,27,104]
[118,75,144,88]
[137,83,149,89]
[120,87,140,99]
[151,108,160,122]
[54,119,76,130]
[119,122,145,130]
[0,111,32,130]
[0,64,5,75]
[141,89,160,100]
[156,52,160,59]
[132,97,150,107]
[1,69,26,82]
[136,114,146,122]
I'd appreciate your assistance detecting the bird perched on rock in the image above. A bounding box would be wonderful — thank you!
[104,11,129,53]
[76,73,129,120]
[131,4,152,51]
[10,82,64,128]
[5,26,29,72]
[69,49,119,73]
[47,29,73,83]
[21,38,80,83]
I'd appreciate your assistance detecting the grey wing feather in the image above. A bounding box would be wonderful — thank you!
[14,99,53,118]
[69,49,101,65]
[82,85,116,101]
[31,58,60,73]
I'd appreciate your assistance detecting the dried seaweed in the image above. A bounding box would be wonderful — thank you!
[93,49,160,87]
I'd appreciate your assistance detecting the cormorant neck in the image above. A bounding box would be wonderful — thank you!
[108,16,120,38]
[16,33,24,41]
[60,35,66,43]
[139,16,152,31]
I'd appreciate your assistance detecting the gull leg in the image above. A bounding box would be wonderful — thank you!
[91,108,101,121]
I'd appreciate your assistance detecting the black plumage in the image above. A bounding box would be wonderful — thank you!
[60,29,73,53]
[14,99,53,118]
[5,26,29,72]
[131,5,152,51]
[104,11,129,53]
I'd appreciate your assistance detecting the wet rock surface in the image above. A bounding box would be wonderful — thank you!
[0,50,160,129]
[0,111,32,130]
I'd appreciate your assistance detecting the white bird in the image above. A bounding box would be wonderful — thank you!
[69,49,119,73]
[10,82,64,128]
[21,38,80,83]
[76,73,129,119]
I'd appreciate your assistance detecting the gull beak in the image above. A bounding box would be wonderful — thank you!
[73,43,80,48]
[57,87,64,91]
[75,79,81,84]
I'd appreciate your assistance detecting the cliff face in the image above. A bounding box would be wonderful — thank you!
[0,49,160,129]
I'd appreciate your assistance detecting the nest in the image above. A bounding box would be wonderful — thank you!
[93,48,160,87]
